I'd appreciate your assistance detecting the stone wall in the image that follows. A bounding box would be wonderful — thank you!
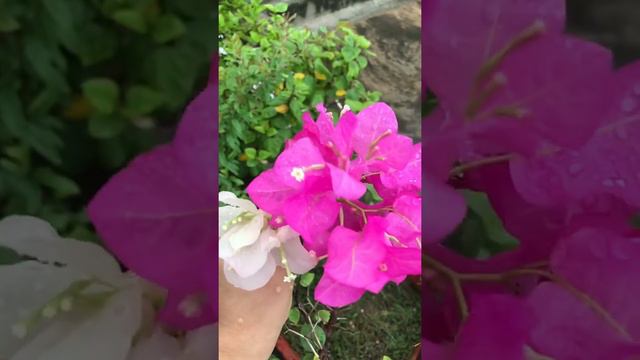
[354,0,421,140]
[270,0,422,139]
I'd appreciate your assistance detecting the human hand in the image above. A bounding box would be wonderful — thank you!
[218,262,293,359]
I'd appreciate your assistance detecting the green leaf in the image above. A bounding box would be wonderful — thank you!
[316,309,331,324]
[88,113,126,139]
[300,272,315,287]
[382,356,392,360]
[265,3,288,13]
[444,190,519,258]
[257,149,272,160]
[33,168,81,198]
[125,85,164,116]
[341,46,360,62]
[112,9,147,33]
[313,326,326,347]
[152,14,186,43]
[0,17,20,32]
[463,190,519,248]
[288,308,300,324]
[82,78,119,114]
[244,147,257,159]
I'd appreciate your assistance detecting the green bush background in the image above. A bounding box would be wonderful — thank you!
[218,0,380,195]
[0,0,214,245]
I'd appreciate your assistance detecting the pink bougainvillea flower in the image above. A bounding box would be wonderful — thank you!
[320,217,419,305]
[385,194,421,248]
[426,0,613,150]
[324,218,386,289]
[455,294,535,360]
[314,273,365,308]
[380,143,421,192]
[88,84,216,330]
[249,102,421,306]
[511,60,640,210]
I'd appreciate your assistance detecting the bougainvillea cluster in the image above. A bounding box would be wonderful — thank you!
[425,0,640,358]
[244,103,422,306]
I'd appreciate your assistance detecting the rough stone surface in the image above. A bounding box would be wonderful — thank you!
[354,0,421,140]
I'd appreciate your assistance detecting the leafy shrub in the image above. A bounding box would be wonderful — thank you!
[218,0,380,194]
[0,0,214,238]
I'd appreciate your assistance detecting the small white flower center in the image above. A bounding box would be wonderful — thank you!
[291,167,305,182]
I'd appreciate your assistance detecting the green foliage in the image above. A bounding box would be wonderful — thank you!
[0,0,214,236]
[444,190,519,259]
[218,0,380,194]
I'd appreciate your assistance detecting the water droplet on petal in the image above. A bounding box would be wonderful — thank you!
[589,237,608,258]
[615,126,629,140]
[602,179,615,188]
[612,243,631,260]
[568,163,583,175]
[622,96,637,113]
[615,179,627,188]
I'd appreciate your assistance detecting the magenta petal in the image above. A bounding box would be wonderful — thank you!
[380,143,421,191]
[324,221,386,288]
[367,134,414,172]
[247,169,295,216]
[328,164,366,200]
[88,145,214,293]
[425,0,566,115]
[283,191,339,242]
[385,247,421,278]
[173,86,217,195]
[425,177,466,243]
[511,60,640,209]
[456,294,534,359]
[353,102,398,158]
[314,273,365,307]
[334,110,358,155]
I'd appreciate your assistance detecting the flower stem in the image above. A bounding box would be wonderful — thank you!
[425,254,631,340]
[449,153,515,177]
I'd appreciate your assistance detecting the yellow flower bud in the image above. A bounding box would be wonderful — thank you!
[336,89,347,97]
[275,104,289,114]
[315,71,327,81]
[294,72,305,80]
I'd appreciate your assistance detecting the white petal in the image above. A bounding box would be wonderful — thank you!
[218,206,243,237]
[220,214,264,251]
[12,285,143,360]
[276,226,301,243]
[0,262,84,358]
[179,324,217,360]
[218,192,257,212]
[223,228,280,277]
[223,255,276,291]
[127,327,181,360]
[0,216,120,280]
[281,236,317,274]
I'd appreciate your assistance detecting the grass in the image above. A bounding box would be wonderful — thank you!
[275,268,421,360]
